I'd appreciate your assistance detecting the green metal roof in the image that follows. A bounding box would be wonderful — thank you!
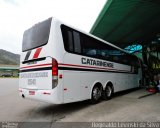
[90,0,160,48]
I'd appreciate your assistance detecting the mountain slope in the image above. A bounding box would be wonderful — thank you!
[0,49,20,65]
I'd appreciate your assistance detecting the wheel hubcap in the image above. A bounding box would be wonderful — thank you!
[93,87,101,100]
[106,86,112,97]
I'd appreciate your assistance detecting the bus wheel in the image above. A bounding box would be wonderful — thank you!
[103,85,113,100]
[91,85,102,104]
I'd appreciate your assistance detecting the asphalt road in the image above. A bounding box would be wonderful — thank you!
[0,78,91,122]
[0,78,160,128]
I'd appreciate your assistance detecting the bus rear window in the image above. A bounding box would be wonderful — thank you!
[22,18,52,52]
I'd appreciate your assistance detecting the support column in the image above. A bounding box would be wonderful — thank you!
[142,45,148,65]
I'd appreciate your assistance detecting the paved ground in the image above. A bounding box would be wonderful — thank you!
[0,78,160,125]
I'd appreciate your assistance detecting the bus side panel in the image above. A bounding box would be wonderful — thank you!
[61,53,141,101]
[80,72,113,100]
[63,71,81,103]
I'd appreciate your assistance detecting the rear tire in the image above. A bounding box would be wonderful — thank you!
[90,85,102,104]
[103,85,113,100]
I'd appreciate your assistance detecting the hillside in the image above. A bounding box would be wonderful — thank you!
[0,49,20,65]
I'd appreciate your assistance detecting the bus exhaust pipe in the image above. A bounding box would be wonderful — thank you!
[22,94,25,98]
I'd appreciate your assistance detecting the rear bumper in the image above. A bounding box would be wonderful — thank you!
[19,88,63,104]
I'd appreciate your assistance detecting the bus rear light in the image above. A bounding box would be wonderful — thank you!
[52,59,58,76]
[52,67,58,76]
[52,58,58,88]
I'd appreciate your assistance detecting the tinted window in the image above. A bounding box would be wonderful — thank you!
[81,34,99,57]
[99,44,125,63]
[67,31,74,51]
[73,31,81,53]
[22,18,52,52]
[61,26,73,52]
[81,33,130,65]
[61,25,139,66]
[61,25,81,54]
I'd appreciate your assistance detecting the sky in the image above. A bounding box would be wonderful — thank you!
[0,0,106,54]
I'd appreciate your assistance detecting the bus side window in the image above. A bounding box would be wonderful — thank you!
[81,34,100,58]
[73,31,81,54]
[61,25,82,54]
[86,49,97,56]
[61,25,74,52]
[67,31,74,52]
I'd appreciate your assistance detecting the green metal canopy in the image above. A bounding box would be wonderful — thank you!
[90,0,160,49]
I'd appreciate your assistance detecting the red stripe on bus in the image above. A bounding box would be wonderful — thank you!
[20,63,130,73]
[20,63,52,69]
[58,63,112,70]
[58,63,130,73]
[33,48,42,59]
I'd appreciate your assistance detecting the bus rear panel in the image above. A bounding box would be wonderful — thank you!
[19,18,63,104]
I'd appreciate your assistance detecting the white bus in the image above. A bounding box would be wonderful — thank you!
[19,17,142,104]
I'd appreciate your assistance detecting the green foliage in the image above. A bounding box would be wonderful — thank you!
[0,49,20,65]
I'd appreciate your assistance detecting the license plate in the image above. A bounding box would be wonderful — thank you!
[29,91,35,95]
